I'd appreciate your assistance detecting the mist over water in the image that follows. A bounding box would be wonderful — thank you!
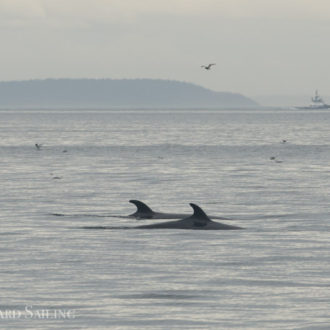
[0,109,329,329]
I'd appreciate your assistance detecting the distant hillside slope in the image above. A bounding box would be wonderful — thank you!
[0,79,258,108]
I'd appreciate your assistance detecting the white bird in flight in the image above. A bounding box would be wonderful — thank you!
[201,63,216,70]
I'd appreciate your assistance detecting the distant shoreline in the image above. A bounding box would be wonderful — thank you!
[0,78,258,109]
[0,107,312,113]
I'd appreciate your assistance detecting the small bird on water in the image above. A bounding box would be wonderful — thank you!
[201,63,216,70]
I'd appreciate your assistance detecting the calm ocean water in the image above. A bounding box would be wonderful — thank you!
[0,109,329,329]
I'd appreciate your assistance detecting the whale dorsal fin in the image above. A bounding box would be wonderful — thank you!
[189,203,211,227]
[129,200,154,218]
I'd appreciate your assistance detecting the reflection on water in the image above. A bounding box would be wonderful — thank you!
[0,109,329,329]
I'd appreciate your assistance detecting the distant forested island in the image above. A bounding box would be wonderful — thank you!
[0,78,258,108]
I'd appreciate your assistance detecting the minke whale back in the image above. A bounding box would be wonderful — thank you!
[135,203,242,230]
[129,200,231,220]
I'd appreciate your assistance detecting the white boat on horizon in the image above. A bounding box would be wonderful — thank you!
[295,90,330,109]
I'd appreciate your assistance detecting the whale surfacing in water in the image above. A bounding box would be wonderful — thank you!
[135,203,242,230]
[129,200,231,220]
[129,200,189,219]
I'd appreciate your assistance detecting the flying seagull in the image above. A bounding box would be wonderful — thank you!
[201,63,216,70]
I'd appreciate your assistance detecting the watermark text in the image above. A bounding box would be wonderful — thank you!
[0,305,76,320]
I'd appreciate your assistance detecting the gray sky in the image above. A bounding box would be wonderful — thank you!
[1,0,330,101]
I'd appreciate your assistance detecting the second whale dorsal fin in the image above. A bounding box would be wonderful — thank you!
[189,203,211,227]
[129,200,154,218]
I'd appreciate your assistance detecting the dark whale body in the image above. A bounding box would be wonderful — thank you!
[135,203,242,230]
[82,203,242,230]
